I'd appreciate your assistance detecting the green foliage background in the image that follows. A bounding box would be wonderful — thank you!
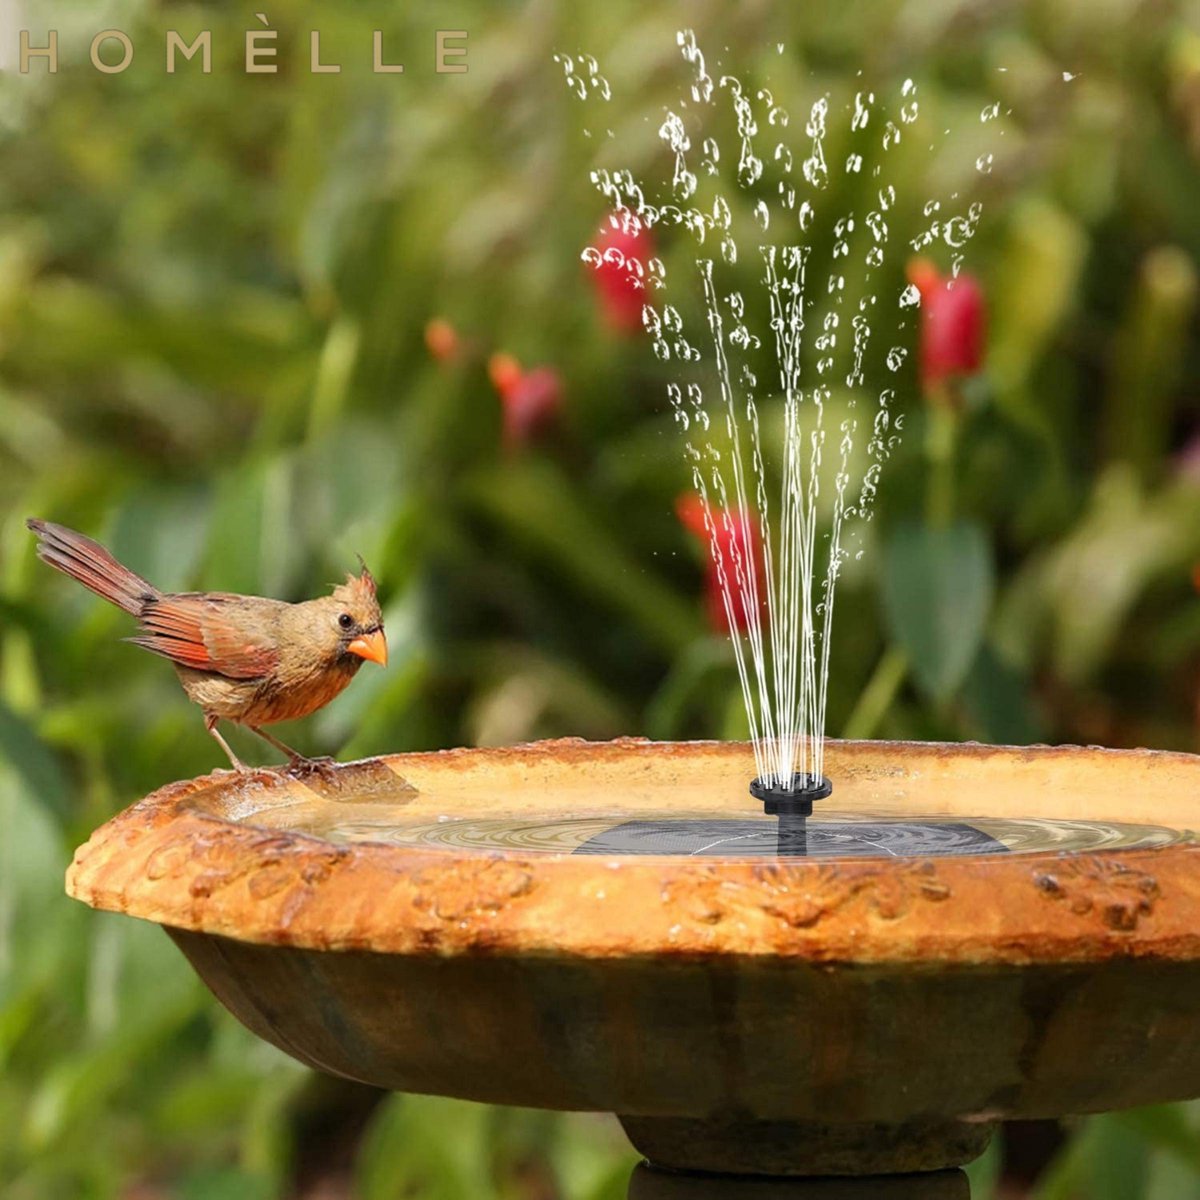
[1,1,1199,1196]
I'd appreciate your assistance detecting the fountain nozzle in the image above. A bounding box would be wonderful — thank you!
[750,773,832,817]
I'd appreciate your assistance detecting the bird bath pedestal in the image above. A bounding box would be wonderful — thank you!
[65,739,1200,1194]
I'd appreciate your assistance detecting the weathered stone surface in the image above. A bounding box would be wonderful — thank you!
[627,1164,970,1199]
[619,1115,992,1176]
[64,739,1200,1176]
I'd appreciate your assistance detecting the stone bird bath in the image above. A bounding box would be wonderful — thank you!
[66,739,1200,1195]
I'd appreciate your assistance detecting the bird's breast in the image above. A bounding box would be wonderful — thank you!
[245,658,362,725]
[175,657,361,726]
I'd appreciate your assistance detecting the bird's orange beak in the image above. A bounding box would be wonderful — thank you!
[347,628,388,667]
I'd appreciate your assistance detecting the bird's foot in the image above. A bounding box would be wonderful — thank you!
[285,755,340,779]
[230,764,290,781]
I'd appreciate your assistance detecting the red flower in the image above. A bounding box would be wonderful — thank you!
[676,493,766,635]
[488,353,562,448]
[487,352,523,397]
[908,258,986,391]
[591,219,655,335]
[424,318,460,362]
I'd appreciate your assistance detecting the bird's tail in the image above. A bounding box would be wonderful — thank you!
[26,519,159,615]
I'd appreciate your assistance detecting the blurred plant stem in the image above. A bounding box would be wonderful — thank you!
[925,397,959,527]
[307,317,363,444]
[842,646,908,740]
[1103,246,1197,480]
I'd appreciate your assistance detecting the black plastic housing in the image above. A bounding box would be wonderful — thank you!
[749,773,833,817]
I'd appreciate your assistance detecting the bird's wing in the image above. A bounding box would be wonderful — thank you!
[129,594,280,680]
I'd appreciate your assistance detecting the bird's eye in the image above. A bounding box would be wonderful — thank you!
[338,612,354,631]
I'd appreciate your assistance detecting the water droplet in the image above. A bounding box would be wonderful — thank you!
[677,29,714,103]
[738,152,763,188]
[574,33,984,784]
[852,91,873,131]
[802,96,830,188]
[659,111,698,200]
[943,215,973,248]
[980,102,1000,122]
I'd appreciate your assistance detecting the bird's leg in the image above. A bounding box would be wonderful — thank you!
[247,725,303,759]
[205,714,249,772]
[248,725,337,776]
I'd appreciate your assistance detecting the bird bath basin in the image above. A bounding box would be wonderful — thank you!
[66,738,1200,1192]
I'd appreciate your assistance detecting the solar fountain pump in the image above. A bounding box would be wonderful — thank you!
[750,772,833,855]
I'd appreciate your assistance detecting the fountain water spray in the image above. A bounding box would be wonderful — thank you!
[565,33,990,808]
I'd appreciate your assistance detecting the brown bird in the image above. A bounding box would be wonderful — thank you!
[27,518,387,772]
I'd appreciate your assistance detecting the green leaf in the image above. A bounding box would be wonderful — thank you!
[1087,1113,1151,1200]
[881,520,994,703]
[356,1096,494,1200]
[205,457,300,599]
[1117,1104,1200,1173]
[646,638,735,739]
[1039,468,1200,684]
[961,642,1044,745]
[470,459,701,655]
[111,483,211,592]
[179,1166,275,1200]
[963,1127,1002,1200]
[0,700,69,822]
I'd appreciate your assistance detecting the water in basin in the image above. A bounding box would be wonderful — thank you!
[256,802,1190,860]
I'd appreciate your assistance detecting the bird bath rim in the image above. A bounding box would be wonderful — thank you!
[66,737,1200,965]
[64,737,1200,1178]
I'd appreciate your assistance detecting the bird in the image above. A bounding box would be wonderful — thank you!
[26,518,387,773]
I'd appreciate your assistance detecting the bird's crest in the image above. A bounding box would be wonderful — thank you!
[334,557,377,606]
